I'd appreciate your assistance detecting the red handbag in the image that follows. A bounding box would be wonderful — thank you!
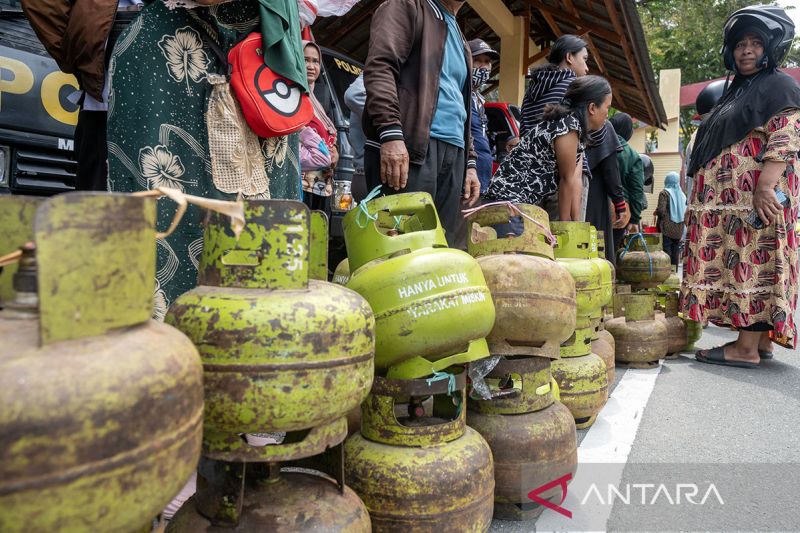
[227,32,313,138]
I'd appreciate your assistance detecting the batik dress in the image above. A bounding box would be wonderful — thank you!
[484,113,584,206]
[681,108,800,346]
[107,0,302,314]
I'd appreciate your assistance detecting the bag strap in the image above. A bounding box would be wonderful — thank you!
[188,13,232,78]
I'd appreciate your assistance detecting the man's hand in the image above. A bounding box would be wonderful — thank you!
[380,140,409,191]
[613,205,631,229]
[626,223,640,234]
[463,168,480,206]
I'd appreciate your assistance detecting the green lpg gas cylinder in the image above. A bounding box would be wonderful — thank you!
[552,222,612,310]
[596,230,616,287]
[0,195,41,304]
[655,265,682,311]
[550,222,607,357]
[467,203,576,359]
[345,370,495,532]
[333,258,351,285]
[551,352,609,429]
[617,233,671,289]
[344,192,495,379]
[167,201,375,461]
[309,210,329,280]
[589,226,613,309]
[682,315,703,351]
[0,193,204,533]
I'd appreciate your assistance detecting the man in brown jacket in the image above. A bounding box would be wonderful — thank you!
[22,0,140,191]
[363,0,480,248]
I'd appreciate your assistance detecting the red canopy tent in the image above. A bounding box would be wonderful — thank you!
[680,67,800,108]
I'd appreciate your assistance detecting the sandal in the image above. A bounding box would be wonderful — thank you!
[696,345,760,369]
[722,340,773,359]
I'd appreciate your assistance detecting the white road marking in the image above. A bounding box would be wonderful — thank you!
[536,363,663,532]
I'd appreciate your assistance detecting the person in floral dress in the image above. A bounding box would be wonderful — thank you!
[107,0,304,312]
[682,5,800,368]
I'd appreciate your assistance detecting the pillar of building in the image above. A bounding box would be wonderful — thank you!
[498,16,527,104]
[634,68,682,216]
[467,0,537,104]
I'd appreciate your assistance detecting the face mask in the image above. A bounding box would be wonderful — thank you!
[472,67,490,89]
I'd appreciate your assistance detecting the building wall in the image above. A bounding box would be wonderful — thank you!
[642,152,683,227]
[627,69,683,227]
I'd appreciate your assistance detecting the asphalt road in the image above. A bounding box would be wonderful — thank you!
[488,310,799,532]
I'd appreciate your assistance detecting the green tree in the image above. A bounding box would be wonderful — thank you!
[636,0,800,145]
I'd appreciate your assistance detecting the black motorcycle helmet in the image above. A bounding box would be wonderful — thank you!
[640,154,654,187]
[695,79,727,116]
[721,5,795,72]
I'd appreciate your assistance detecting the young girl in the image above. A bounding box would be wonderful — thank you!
[484,75,613,223]
[519,34,589,135]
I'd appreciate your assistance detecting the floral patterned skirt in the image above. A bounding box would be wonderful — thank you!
[107,1,301,311]
[680,121,799,347]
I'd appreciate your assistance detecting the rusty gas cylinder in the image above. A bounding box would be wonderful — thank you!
[659,265,681,292]
[466,203,576,359]
[166,201,374,462]
[468,356,556,415]
[596,327,615,355]
[467,356,577,521]
[345,370,495,532]
[606,293,668,368]
[168,461,370,532]
[591,332,616,386]
[657,292,687,358]
[550,353,609,429]
[613,284,632,318]
[344,192,495,380]
[616,233,671,289]
[468,400,577,520]
[0,194,204,532]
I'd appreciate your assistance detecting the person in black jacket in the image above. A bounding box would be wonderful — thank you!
[585,120,630,263]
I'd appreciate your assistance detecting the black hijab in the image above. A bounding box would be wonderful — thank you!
[609,112,633,141]
[687,67,800,176]
[587,122,621,170]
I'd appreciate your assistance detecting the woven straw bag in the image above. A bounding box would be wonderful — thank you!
[205,74,270,198]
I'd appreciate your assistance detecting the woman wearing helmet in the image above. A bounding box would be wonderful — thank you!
[683,4,800,368]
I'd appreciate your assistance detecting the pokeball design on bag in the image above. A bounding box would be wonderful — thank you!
[255,65,303,117]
